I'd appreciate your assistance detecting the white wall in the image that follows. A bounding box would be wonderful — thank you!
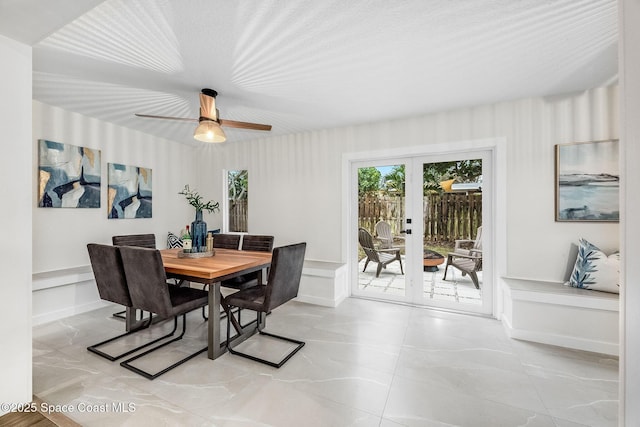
[32,101,197,321]
[0,34,32,410]
[619,0,639,423]
[197,86,619,283]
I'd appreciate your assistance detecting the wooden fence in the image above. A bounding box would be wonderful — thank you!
[229,200,248,232]
[359,193,482,242]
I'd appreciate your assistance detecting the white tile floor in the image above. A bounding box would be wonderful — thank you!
[358,256,482,305]
[32,298,618,426]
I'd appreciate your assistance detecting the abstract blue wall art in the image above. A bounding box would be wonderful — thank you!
[38,139,101,208]
[107,163,152,219]
[555,139,619,222]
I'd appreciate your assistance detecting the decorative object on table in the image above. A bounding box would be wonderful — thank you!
[178,184,220,252]
[555,139,619,222]
[107,163,152,219]
[167,232,183,249]
[566,238,620,294]
[181,225,192,252]
[38,139,101,208]
[206,232,214,252]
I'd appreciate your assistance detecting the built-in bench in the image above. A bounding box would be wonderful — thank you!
[297,260,348,307]
[499,277,619,356]
[32,265,107,325]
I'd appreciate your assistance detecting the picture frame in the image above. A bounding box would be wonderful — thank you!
[555,139,619,222]
[107,163,152,219]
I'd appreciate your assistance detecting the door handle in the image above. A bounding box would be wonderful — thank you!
[401,229,412,235]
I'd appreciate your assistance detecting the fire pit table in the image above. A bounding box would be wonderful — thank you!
[423,250,445,272]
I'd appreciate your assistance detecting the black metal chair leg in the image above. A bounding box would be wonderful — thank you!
[226,312,305,368]
[87,315,177,362]
[119,314,207,380]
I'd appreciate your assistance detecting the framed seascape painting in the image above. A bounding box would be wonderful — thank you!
[107,163,152,219]
[555,139,619,222]
[38,139,101,208]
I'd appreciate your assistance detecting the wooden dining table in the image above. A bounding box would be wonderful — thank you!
[160,248,272,360]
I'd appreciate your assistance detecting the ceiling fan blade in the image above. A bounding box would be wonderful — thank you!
[134,113,198,123]
[219,119,272,131]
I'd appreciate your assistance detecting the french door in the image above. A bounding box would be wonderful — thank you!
[351,150,493,315]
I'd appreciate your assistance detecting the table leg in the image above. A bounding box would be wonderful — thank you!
[207,281,223,359]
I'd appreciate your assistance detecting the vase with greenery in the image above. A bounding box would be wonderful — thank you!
[179,185,220,252]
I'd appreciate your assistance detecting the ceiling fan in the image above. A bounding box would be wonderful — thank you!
[135,88,272,143]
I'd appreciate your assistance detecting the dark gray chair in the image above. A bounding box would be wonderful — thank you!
[225,242,306,368]
[358,228,403,277]
[222,235,274,291]
[112,233,156,248]
[212,233,241,249]
[118,246,209,380]
[86,244,176,361]
[111,233,158,319]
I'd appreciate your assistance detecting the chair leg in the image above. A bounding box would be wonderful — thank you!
[87,314,177,362]
[469,271,480,289]
[443,255,452,280]
[120,314,207,380]
[226,311,305,368]
[363,258,370,272]
[375,263,383,278]
[397,253,404,275]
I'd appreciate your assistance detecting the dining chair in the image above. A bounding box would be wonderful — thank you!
[225,242,306,368]
[212,233,241,249]
[86,244,177,361]
[222,235,274,290]
[118,246,209,380]
[110,233,158,319]
[112,233,156,248]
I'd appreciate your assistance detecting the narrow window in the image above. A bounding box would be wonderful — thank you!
[228,170,248,232]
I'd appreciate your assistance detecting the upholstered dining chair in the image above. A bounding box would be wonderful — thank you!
[225,242,307,368]
[110,233,158,319]
[86,244,176,361]
[358,228,403,277]
[212,233,241,250]
[221,235,274,290]
[118,246,209,380]
[112,233,156,248]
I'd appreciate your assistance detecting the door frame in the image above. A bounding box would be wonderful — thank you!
[342,137,507,318]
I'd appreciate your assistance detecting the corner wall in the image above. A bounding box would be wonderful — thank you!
[0,34,33,411]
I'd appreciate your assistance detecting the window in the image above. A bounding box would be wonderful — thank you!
[227,170,248,232]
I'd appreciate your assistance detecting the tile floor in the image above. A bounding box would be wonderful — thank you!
[32,298,618,427]
[358,256,482,305]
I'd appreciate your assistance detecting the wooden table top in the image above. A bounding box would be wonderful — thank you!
[161,248,272,282]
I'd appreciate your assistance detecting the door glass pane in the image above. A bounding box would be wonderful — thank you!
[228,170,248,232]
[357,164,406,297]
[421,159,483,305]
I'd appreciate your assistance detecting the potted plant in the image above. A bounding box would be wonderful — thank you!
[179,185,220,252]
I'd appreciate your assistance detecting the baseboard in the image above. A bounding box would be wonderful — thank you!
[295,292,347,308]
[32,300,112,326]
[502,316,618,356]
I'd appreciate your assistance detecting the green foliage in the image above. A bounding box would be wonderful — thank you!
[423,159,482,193]
[358,167,382,196]
[228,170,248,200]
[383,165,405,196]
[179,185,220,213]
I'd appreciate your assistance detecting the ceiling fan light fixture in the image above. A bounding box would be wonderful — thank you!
[194,119,226,143]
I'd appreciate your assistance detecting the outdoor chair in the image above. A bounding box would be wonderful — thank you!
[86,244,177,361]
[225,242,307,368]
[358,228,403,278]
[452,226,482,257]
[118,246,209,380]
[443,251,482,289]
[374,220,404,249]
[213,233,241,250]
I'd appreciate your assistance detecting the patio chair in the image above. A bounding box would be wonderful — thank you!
[358,228,403,278]
[374,220,405,249]
[443,226,483,290]
[452,226,482,257]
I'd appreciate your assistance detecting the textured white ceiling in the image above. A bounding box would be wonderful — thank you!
[1,0,618,144]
